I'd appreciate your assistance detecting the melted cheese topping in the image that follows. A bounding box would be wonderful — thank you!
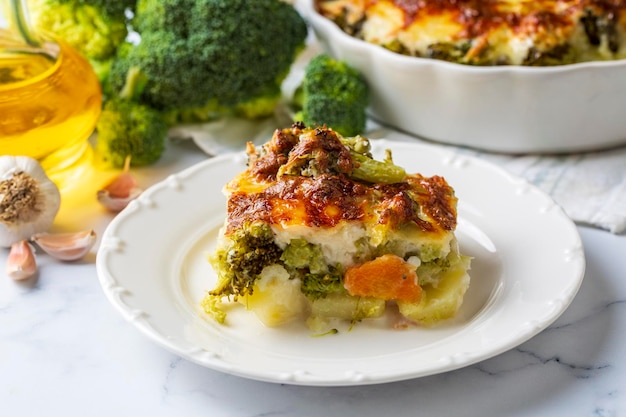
[225,126,457,240]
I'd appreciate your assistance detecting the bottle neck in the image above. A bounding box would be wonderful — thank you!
[1,0,59,62]
[7,0,40,46]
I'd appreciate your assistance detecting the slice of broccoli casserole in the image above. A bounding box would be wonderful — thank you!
[203,123,471,330]
[316,0,626,66]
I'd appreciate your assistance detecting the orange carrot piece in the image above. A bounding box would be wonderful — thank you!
[344,254,422,303]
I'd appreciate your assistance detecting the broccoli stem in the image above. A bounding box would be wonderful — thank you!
[350,152,406,184]
[118,66,148,101]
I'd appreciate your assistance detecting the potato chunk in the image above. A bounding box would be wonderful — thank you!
[398,258,470,326]
[241,265,308,327]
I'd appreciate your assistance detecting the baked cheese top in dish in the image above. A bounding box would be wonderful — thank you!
[315,0,626,65]
[203,123,471,331]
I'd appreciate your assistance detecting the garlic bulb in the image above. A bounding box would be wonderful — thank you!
[0,156,61,248]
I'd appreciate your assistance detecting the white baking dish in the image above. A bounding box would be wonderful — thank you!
[298,0,626,153]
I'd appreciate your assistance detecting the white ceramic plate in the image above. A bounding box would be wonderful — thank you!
[96,141,585,386]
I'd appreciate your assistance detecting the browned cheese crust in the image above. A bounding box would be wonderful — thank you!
[224,124,457,237]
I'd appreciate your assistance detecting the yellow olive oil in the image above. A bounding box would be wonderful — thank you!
[0,36,102,188]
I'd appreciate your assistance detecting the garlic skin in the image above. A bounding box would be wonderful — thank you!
[0,156,61,248]
[31,230,97,261]
[6,240,37,281]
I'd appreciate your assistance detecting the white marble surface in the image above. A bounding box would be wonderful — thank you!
[1,139,625,417]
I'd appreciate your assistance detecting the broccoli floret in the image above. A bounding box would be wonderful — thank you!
[95,67,168,168]
[27,0,136,81]
[281,239,328,275]
[300,272,345,301]
[200,294,227,324]
[95,100,167,167]
[279,239,345,300]
[109,31,208,113]
[426,42,472,63]
[133,0,189,37]
[209,222,283,299]
[294,54,369,137]
[108,0,308,123]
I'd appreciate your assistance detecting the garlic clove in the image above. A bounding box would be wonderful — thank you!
[6,240,37,281]
[97,185,142,213]
[97,157,142,213]
[102,171,138,199]
[31,230,97,261]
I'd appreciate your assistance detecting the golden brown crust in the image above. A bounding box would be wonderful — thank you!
[225,126,457,235]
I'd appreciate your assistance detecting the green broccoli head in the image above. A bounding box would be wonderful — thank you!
[133,0,190,37]
[189,0,308,110]
[210,222,283,298]
[27,0,135,61]
[295,54,369,137]
[95,97,168,168]
[109,31,210,113]
[109,0,308,122]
